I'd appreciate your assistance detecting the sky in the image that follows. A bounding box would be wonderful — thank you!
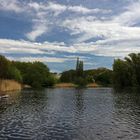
[0,0,140,72]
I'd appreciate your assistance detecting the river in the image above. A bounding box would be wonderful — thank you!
[0,88,140,140]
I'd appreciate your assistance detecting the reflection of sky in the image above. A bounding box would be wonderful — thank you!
[0,0,140,72]
[0,88,139,139]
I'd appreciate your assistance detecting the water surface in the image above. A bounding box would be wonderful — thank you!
[0,88,140,140]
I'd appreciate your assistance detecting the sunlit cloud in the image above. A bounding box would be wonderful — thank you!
[0,0,140,71]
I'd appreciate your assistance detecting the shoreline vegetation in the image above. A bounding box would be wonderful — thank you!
[0,79,22,92]
[54,83,100,88]
[0,53,140,92]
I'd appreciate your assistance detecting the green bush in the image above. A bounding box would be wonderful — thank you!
[44,75,57,87]
[75,77,88,87]
[8,66,22,82]
[0,55,56,88]
[113,53,140,89]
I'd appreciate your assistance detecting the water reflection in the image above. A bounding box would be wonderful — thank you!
[112,90,140,139]
[0,88,139,140]
[75,89,85,114]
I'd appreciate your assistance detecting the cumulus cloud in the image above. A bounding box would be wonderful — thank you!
[26,22,48,41]
[0,39,77,56]
[7,56,69,63]
[0,38,140,59]
[63,18,140,42]
[0,0,112,41]
[0,0,140,70]
[67,5,111,14]
[0,0,23,13]
[114,1,140,26]
[62,1,140,45]
[26,2,112,41]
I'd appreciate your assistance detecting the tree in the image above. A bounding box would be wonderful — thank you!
[95,70,112,86]
[13,61,56,88]
[85,68,112,86]
[13,61,50,88]
[124,53,140,86]
[113,59,132,89]
[76,57,79,71]
[60,58,88,86]
[76,57,84,77]
[74,77,87,87]
[0,55,57,88]
[0,55,10,79]
[112,53,140,89]
[8,66,22,82]
[0,55,22,81]
[60,70,76,83]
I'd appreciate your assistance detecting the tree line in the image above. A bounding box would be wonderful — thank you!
[1,53,140,89]
[60,57,113,86]
[61,53,140,89]
[0,55,57,88]
[113,53,140,89]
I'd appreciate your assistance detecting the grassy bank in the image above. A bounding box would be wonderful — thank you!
[86,83,100,88]
[55,83,77,88]
[55,83,100,88]
[0,80,22,92]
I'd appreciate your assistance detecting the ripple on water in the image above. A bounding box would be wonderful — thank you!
[0,88,140,140]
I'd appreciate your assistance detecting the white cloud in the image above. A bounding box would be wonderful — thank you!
[26,2,112,41]
[26,22,48,41]
[7,56,68,63]
[61,1,140,47]
[0,0,23,13]
[62,17,140,43]
[0,0,112,41]
[113,2,140,26]
[46,2,111,14]
[0,39,76,54]
[0,38,140,59]
[0,0,140,60]
[68,5,111,14]
[47,2,66,14]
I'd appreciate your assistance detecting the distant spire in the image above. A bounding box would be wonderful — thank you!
[76,57,79,71]
[76,57,84,76]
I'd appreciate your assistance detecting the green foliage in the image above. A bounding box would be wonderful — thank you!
[74,77,88,87]
[94,70,112,86]
[0,55,10,79]
[85,68,112,86]
[113,53,140,89]
[13,61,54,88]
[0,55,56,88]
[60,70,76,83]
[85,75,95,83]
[60,58,87,86]
[76,57,84,77]
[44,74,58,87]
[8,66,22,82]
[60,58,112,87]
[0,55,22,81]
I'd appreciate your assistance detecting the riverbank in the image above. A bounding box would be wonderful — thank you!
[87,83,100,88]
[0,80,22,92]
[54,83,77,88]
[55,83,100,88]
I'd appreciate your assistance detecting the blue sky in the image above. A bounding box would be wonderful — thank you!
[0,0,140,72]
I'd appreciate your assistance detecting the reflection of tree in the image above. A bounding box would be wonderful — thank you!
[113,91,140,130]
[75,89,85,116]
[20,89,48,112]
[0,99,8,113]
[0,91,21,114]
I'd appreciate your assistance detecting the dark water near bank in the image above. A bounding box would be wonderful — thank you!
[0,88,140,140]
